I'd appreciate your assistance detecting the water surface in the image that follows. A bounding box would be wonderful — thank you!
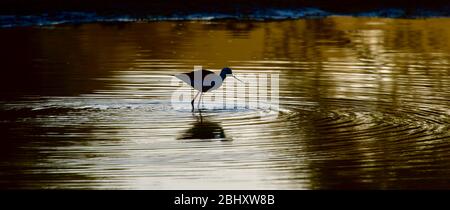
[0,17,449,189]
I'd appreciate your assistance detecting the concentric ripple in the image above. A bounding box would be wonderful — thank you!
[1,18,450,189]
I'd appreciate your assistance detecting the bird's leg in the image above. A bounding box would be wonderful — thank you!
[191,91,200,111]
[202,93,205,107]
[197,92,203,110]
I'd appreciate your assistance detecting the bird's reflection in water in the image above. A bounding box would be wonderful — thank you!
[177,111,229,141]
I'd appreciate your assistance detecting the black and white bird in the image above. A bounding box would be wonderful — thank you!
[174,67,243,111]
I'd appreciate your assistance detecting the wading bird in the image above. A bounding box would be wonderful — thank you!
[175,67,243,111]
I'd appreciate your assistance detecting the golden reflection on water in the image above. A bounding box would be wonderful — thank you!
[0,17,449,189]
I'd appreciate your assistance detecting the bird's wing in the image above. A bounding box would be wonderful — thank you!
[201,69,215,76]
[174,72,204,91]
[175,70,219,91]
[174,73,192,85]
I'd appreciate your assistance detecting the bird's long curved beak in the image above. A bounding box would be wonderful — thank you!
[232,74,245,83]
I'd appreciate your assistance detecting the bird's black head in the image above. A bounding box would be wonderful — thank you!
[220,67,244,83]
[221,67,232,75]
[220,67,233,80]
